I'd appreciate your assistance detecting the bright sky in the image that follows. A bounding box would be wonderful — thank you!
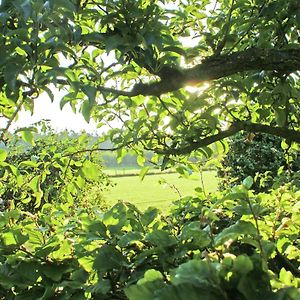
[1,92,100,134]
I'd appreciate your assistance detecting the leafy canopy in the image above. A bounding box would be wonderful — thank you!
[1,2,300,299]
[0,0,300,165]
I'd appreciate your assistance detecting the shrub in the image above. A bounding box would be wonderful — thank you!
[218,132,300,192]
[0,183,299,299]
[0,127,111,212]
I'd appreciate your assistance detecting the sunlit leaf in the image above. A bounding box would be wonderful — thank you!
[214,220,257,246]
[0,149,7,162]
[139,166,150,181]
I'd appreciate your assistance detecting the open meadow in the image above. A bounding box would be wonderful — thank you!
[103,170,218,211]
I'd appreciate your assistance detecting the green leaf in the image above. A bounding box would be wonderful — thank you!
[1,230,28,246]
[125,270,165,300]
[139,166,150,181]
[90,279,111,295]
[60,92,77,109]
[137,155,146,167]
[25,227,44,246]
[88,221,108,238]
[16,127,38,145]
[42,264,72,282]
[158,284,221,300]
[53,0,76,12]
[1,232,18,246]
[141,207,160,226]
[0,148,7,162]
[78,256,94,272]
[16,261,40,283]
[19,160,39,168]
[163,46,186,56]
[4,63,21,91]
[82,85,97,104]
[118,232,144,248]
[105,35,123,53]
[21,130,35,145]
[214,220,257,246]
[81,160,99,180]
[51,240,72,260]
[233,255,254,275]
[274,108,286,127]
[138,269,164,284]
[145,230,177,248]
[70,269,89,283]
[20,0,32,20]
[43,86,55,102]
[93,245,128,272]
[180,221,211,248]
[242,176,254,190]
[35,242,60,258]
[28,176,40,192]
[171,260,219,286]
[81,100,93,123]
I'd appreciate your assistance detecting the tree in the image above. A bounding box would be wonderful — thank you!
[2,3,300,297]
[0,0,300,165]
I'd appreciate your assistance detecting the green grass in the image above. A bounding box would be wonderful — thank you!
[103,171,218,211]
[104,168,173,177]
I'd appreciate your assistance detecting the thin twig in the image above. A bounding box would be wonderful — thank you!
[63,142,134,157]
[0,98,27,142]
[215,0,235,55]
[245,196,266,261]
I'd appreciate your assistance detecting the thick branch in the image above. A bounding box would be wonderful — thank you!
[186,48,300,83]
[240,122,300,143]
[55,48,300,98]
[93,47,300,97]
[155,123,243,155]
[155,121,300,155]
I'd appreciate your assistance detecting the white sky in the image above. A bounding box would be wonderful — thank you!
[0,92,100,134]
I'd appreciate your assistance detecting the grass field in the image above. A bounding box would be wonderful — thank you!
[104,168,174,177]
[103,171,218,211]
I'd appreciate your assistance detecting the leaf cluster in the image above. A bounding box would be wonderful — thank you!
[1,0,300,164]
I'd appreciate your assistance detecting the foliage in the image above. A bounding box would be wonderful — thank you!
[0,0,300,166]
[0,0,300,298]
[0,125,111,212]
[218,132,300,192]
[0,182,299,299]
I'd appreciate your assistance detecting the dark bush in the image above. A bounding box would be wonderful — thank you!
[218,132,300,192]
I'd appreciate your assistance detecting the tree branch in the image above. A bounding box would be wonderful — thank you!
[63,144,127,157]
[155,121,300,155]
[240,122,300,143]
[90,47,300,97]
[154,123,243,155]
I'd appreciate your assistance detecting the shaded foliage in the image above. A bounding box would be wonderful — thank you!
[1,0,300,165]
[218,132,300,192]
